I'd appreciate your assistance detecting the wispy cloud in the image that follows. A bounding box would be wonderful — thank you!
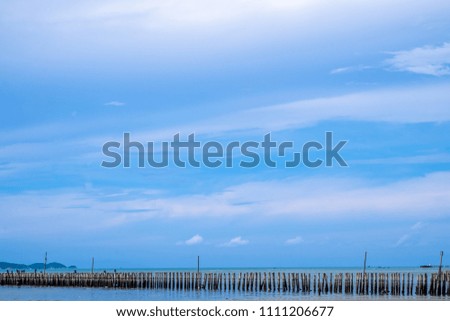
[285,236,304,245]
[411,221,425,231]
[394,221,426,247]
[3,83,450,165]
[226,84,450,130]
[1,172,450,236]
[104,101,126,107]
[100,83,450,146]
[222,236,249,247]
[394,234,410,247]
[385,43,450,76]
[2,0,315,30]
[330,65,372,74]
[181,234,203,246]
[146,171,450,220]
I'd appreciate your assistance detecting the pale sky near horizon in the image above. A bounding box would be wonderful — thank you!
[1,0,450,268]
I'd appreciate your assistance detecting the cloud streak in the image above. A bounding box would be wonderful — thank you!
[104,101,126,107]
[182,234,204,245]
[385,43,450,76]
[211,84,450,133]
[285,236,304,245]
[394,221,426,247]
[1,172,450,236]
[330,65,373,74]
[222,236,249,247]
[90,83,450,147]
[0,82,448,190]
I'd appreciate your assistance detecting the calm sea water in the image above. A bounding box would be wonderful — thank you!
[0,267,448,301]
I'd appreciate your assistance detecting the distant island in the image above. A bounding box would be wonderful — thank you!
[0,261,77,270]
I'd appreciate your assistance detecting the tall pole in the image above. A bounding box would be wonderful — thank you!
[197,256,200,274]
[44,252,48,274]
[91,257,95,274]
[438,251,444,295]
[438,251,443,275]
[363,251,367,275]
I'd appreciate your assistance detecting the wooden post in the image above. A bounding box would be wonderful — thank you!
[91,257,95,274]
[438,251,444,295]
[363,251,367,275]
[197,256,200,274]
[43,252,48,274]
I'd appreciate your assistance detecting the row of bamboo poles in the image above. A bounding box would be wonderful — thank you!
[1,271,449,297]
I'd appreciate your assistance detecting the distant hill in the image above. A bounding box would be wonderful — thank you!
[0,262,28,270]
[28,262,66,269]
[0,262,76,270]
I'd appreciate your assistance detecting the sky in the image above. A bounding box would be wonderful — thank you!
[1,0,449,269]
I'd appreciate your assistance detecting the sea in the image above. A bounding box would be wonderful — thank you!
[0,267,448,301]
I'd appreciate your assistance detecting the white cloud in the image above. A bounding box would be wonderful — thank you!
[183,234,203,245]
[104,101,126,107]
[216,84,450,132]
[4,0,450,74]
[393,221,425,247]
[95,83,450,147]
[2,0,314,28]
[222,236,249,247]
[86,0,312,27]
[285,236,304,245]
[394,234,410,247]
[141,171,450,220]
[385,43,450,76]
[1,83,449,182]
[330,65,372,74]
[411,221,425,231]
[1,172,450,236]
[0,0,315,66]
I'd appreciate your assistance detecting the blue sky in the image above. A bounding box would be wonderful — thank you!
[1,0,450,269]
